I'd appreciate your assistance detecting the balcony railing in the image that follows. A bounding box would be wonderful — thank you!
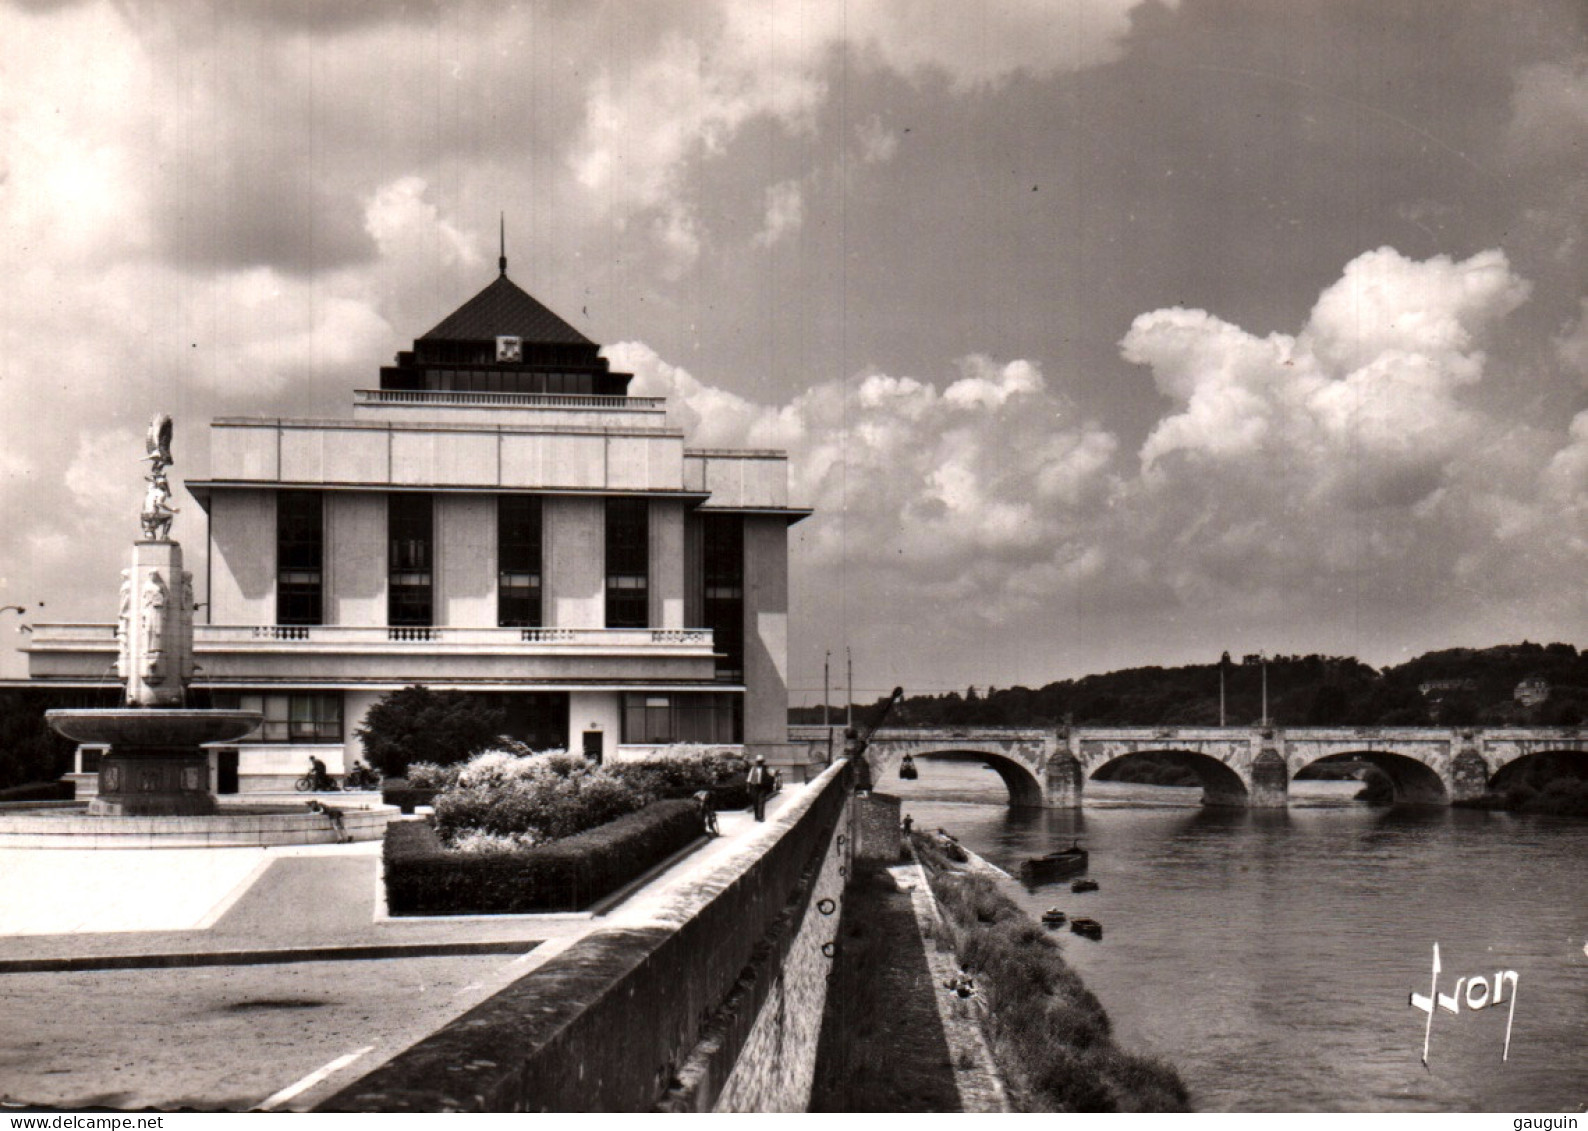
[355,389,666,411]
[28,624,714,651]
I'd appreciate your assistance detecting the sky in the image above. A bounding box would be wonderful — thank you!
[2,0,1587,704]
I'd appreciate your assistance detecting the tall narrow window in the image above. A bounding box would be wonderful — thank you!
[701,514,744,683]
[388,494,433,626]
[605,497,648,628]
[498,495,542,627]
[277,491,322,625]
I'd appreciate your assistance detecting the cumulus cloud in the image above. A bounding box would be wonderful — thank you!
[1128,248,1530,516]
[613,340,1115,588]
[854,113,898,163]
[1555,297,1588,380]
[569,0,1171,268]
[752,180,805,249]
[610,246,1588,666]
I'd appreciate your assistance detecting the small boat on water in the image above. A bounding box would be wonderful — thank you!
[1019,842,1088,880]
[1040,908,1067,927]
[1070,879,1099,893]
[1070,917,1103,940]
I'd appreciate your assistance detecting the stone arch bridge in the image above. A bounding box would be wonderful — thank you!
[789,724,1588,808]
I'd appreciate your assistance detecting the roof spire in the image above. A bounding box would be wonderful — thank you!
[499,212,507,276]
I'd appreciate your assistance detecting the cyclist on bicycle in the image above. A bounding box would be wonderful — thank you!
[308,755,333,792]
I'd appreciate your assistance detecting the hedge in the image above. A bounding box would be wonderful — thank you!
[384,798,703,915]
[380,778,441,814]
[0,780,75,804]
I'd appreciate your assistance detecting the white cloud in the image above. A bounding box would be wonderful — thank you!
[1555,297,1588,381]
[568,0,1172,268]
[855,114,898,163]
[752,181,805,248]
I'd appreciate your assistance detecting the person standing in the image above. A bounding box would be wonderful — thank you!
[746,755,773,821]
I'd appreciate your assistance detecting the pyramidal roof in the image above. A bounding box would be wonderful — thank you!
[418,272,594,346]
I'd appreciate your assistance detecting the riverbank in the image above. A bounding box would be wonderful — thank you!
[909,831,1189,1112]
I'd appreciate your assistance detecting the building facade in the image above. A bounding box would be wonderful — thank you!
[26,266,808,790]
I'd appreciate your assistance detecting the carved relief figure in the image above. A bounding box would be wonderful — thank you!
[140,571,169,684]
[115,569,133,681]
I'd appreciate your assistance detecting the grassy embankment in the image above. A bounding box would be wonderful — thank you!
[809,859,963,1112]
[910,832,1189,1113]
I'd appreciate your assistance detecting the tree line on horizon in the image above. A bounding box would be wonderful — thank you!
[792,641,1588,730]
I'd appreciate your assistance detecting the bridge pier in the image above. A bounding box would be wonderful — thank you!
[1249,747,1289,808]
[1044,753,1084,810]
[1449,740,1490,803]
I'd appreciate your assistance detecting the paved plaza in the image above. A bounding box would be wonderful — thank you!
[0,790,803,1111]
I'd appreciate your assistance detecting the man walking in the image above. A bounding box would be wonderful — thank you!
[746,755,773,822]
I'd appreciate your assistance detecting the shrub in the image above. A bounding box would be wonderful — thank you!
[354,686,506,777]
[911,832,1189,1112]
[405,762,462,790]
[609,748,749,808]
[384,799,702,914]
[0,779,75,804]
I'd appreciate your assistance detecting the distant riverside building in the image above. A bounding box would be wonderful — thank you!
[1417,678,1477,700]
[25,264,808,791]
[1513,675,1551,708]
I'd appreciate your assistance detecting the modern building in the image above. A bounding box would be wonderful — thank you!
[25,260,809,790]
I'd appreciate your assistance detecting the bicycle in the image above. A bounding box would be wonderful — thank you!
[294,773,340,792]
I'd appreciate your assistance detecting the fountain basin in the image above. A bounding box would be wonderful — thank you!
[45,709,262,748]
[45,709,264,817]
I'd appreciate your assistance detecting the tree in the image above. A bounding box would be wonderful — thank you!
[0,691,75,791]
[354,686,506,777]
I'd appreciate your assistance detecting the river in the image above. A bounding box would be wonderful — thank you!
[890,761,1588,1112]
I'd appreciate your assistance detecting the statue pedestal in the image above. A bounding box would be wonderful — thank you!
[91,749,215,816]
[120,540,194,709]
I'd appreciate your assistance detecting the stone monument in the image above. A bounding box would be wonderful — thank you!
[46,416,260,816]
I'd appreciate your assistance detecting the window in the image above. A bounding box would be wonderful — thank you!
[701,514,744,683]
[621,692,741,744]
[388,494,433,626]
[214,692,342,743]
[605,497,649,628]
[276,491,322,625]
[498,495,542,627]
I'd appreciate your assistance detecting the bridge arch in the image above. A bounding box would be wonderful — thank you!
[872,745,1046,808]
[1088,748,1250,807]
[1293,749,1447,805]
[1488,748,1588,793]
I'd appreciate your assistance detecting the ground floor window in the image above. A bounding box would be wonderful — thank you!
[621,692,741,744]
[211,692,342,743]
[472,691,570,753]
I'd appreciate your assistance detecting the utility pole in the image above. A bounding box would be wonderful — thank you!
[823,650,831,729]
[1219,652,1227,727]
[846,647,853,730]
[1261,652,1270,728]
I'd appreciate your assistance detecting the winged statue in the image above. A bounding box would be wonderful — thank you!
[145,413,174,474]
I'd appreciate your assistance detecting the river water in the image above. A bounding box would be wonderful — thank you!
[891,761,1588,1112]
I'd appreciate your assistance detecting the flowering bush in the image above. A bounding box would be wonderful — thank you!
[429,746,748,848]
[405,761,462,790]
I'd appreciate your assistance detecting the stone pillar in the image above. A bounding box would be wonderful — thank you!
[116,540,194,708]
[1249,746,1289,808]
[1449,734,1490,803]
[1044,748,1084,809]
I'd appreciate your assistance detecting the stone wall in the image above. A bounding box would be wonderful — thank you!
[318,761,853,1113]
[707,793,850,1111]
[853,792,901,862]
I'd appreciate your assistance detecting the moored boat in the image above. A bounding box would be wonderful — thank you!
[1071,878,1099,893]
[1070,917,1103,940]
[1019,841,1088,880]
